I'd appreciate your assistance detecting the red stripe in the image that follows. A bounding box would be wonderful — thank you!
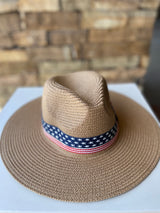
[43,128,119,154]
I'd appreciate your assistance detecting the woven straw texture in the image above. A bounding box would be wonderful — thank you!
[0,71,160,202]
[42,72,115,137]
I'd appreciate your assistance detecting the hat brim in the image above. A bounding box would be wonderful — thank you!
[0,91,160,202]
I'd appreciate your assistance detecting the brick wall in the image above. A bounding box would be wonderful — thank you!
[0,0,160,110]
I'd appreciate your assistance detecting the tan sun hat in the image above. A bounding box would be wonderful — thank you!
[0,71,160,202]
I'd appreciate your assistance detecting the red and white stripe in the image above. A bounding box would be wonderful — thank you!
[43,128,119,154]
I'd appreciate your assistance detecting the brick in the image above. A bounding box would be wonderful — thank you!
[90,56,140,70]
[128,10,157,29]
[140,55,150,68]
[92,0,160,11]
[26,12,79,30]
[39,60,89,83]
[61,0,91,11]
[92,0,139,11]
[70,43,82,59]
[0,74,21,86]
[0,34,13,48]
[0,0,17,13]
[0,62,37,75]
[0,74,37,90]
[98,68,146,83]
[81,11,127,30]
[27,46,71,61]
[81,41,150,59]
[12,30,47,47]
[49,30,86,45]
[18,0,59,12]
[20,71,38,86]
[88,28,153,43]
[0,86,17,111]
[0,13,20,35]
[139,0,160,9]
[0,71,38,110]
[0,50,29,62]
[0,71,38,86]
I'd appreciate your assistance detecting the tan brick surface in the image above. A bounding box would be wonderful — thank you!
[81,11,128,30]
[92,0,139,11]
[0,50,29,62]
[82,41,149,59]
[39,60,89,82]
[0,0,159,109]
[88,28,153,43]
[99,68,146,82]
[27,46,72,61]
[18,0,59,12]
[0,34,13,48]
[0,0,17,13]
[49,30,86,45]
[26,12,79,30]
[139,0,160,9]
[90,56,140,70]
[0,13,20,35]
[61,0,91,11]
[12,30,47,47]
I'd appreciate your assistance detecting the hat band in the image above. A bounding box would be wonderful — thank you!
[42,117,119,154]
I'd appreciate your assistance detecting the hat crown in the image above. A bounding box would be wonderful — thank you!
[42,71,115,137]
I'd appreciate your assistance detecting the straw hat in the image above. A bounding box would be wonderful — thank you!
[0,71,160,202]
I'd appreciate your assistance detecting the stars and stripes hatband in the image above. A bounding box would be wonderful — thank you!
[42,115,119,154]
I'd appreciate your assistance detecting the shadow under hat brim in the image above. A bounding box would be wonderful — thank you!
[0,91,160,202]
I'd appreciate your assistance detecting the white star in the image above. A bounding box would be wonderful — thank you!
[65,135,68,138]
[103,137,106,140]
[71,137,75,140]
[78,138,82,141]
[100,135,103,138]
[93,137,96,140]
[85,138,89,141]
[96,140,100,142]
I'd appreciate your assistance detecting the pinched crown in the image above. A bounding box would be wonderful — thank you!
[42,71,116,138]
